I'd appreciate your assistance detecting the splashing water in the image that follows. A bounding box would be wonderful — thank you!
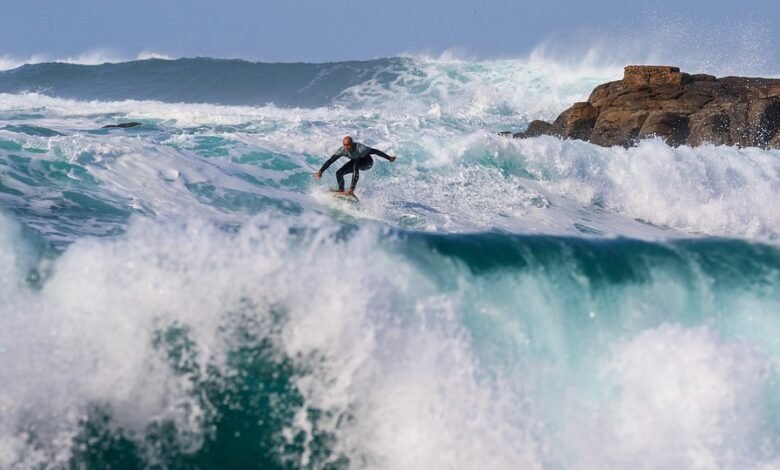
[1,54,780,469]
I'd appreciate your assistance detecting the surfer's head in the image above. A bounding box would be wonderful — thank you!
[343,135,353,150]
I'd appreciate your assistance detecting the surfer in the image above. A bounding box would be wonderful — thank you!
[315,136,396,194]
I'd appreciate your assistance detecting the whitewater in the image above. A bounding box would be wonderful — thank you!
[1,55,780,469]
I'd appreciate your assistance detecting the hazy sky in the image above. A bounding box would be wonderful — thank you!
[2,0,778,67]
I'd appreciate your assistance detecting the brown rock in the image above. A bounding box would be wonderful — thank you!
[623,65,687,87]
[764,85,780,98]
[756,101,780,147]
[651,90,713,114]
[676,91,714,110]
[590,110,649,147]
[588,82,621,110]
[552,102,598,140]
[512,120,557,139]
[638,112,689,146]
[587,83,612,108]
[504,65,780,148]
[728,101,752,146]
[688,112,731,146]
[611,88,654,110]
[650,85,685,102]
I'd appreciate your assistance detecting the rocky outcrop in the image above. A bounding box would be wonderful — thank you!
[509,65,780,148]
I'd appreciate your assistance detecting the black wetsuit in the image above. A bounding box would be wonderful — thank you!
[318,142,392,191]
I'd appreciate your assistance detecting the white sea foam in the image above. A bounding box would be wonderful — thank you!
[2,90,780,241]
[136,50,175,61]
[511,136,780,239]
[335,54,612,121]
[573,325,777,469]
[1,211,779,468]
[0,212,541,468]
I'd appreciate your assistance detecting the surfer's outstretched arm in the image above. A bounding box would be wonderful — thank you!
[369,148,396,161]
[316,154,341,178]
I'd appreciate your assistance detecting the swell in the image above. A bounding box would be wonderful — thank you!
[0,57,409,107]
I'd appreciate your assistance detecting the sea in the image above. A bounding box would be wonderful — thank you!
[1,55,780,469]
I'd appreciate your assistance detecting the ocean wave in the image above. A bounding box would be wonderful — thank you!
[2,98,780,243]
[1,212,779,468]
[0,55,612,115]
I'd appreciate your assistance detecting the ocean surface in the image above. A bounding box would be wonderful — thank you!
[1,56,780,469]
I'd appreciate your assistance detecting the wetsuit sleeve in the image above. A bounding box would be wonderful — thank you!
[368,147,392,159]
[318,154,341,173]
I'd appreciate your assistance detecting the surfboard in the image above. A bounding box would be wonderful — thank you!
[330,190,360,202]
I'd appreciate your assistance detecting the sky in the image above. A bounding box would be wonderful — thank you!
[1,0,779,69]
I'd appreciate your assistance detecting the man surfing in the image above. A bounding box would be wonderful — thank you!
[315,136,396,195]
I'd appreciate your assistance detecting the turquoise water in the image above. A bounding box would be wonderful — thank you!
[1,56,780,469]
